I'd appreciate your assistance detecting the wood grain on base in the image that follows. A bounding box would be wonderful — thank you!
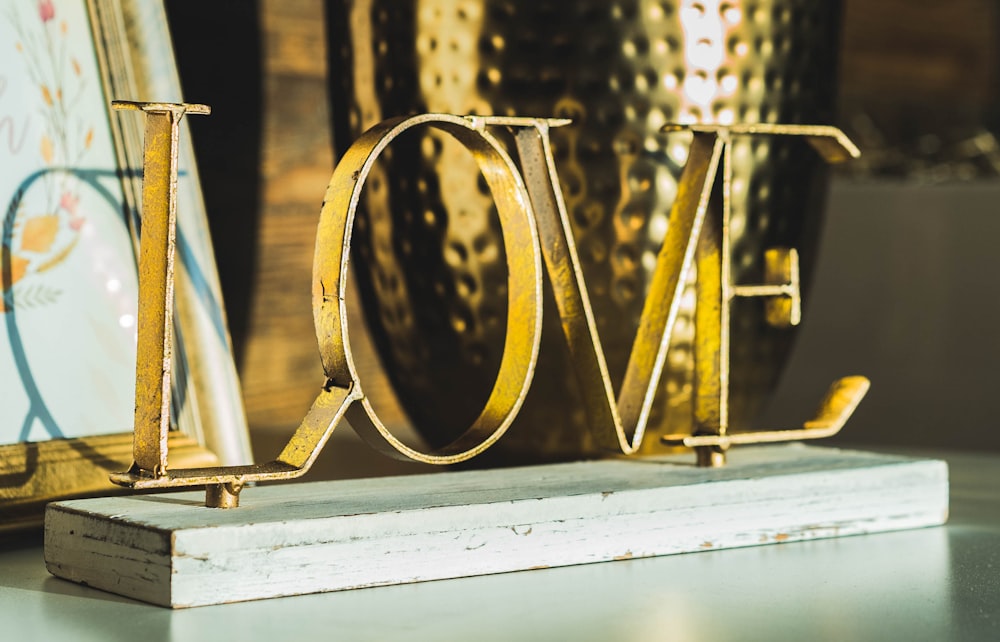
[43,445,948,608]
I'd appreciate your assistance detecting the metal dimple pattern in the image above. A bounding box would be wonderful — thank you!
[328,0,840,457]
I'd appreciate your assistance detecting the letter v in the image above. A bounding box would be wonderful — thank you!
[509,122,724,454]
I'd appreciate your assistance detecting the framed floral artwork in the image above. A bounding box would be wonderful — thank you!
[0,0,251,530]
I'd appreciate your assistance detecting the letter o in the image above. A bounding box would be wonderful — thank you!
[312,114,543,464]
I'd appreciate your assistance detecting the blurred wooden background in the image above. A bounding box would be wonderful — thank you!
[240,0,334,429]
[165,0,1000,453]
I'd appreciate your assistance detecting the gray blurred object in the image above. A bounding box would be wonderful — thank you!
[841,113,1000,183]
[326,0,842,459]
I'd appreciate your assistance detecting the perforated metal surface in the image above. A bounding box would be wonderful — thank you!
[328,0,841,458]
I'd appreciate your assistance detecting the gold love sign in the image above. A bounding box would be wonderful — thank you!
[111,106,868,507]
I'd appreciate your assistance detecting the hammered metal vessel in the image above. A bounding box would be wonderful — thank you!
[327,0,841,459]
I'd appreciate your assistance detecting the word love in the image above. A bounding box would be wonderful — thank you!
[111,107,868,507]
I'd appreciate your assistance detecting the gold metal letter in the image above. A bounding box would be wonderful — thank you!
[111,101,209,477]
[508,121,724,454]
[660,124,870,465]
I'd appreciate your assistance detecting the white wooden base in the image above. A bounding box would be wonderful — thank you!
[44,445,948,608]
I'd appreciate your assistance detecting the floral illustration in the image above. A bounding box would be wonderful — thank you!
[2,0,93,311]
[1,0,143,446]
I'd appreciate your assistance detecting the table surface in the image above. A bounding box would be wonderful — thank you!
[2,447,998,642]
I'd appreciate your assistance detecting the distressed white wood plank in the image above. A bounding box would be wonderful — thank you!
[43,445,948,608]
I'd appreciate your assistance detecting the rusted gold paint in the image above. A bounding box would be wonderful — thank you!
[316,114,544,464]
[660,123,866,466]
[511,124,724,454]
[205,481,243,509]
[112,110,867,503]
[666,376,871,450]
[112,101,210,477]
[112,113,546,503]
[757,248,802,328]
[662,123,862,162]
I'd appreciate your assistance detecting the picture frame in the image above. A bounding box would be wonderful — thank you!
[0,0,252,531]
